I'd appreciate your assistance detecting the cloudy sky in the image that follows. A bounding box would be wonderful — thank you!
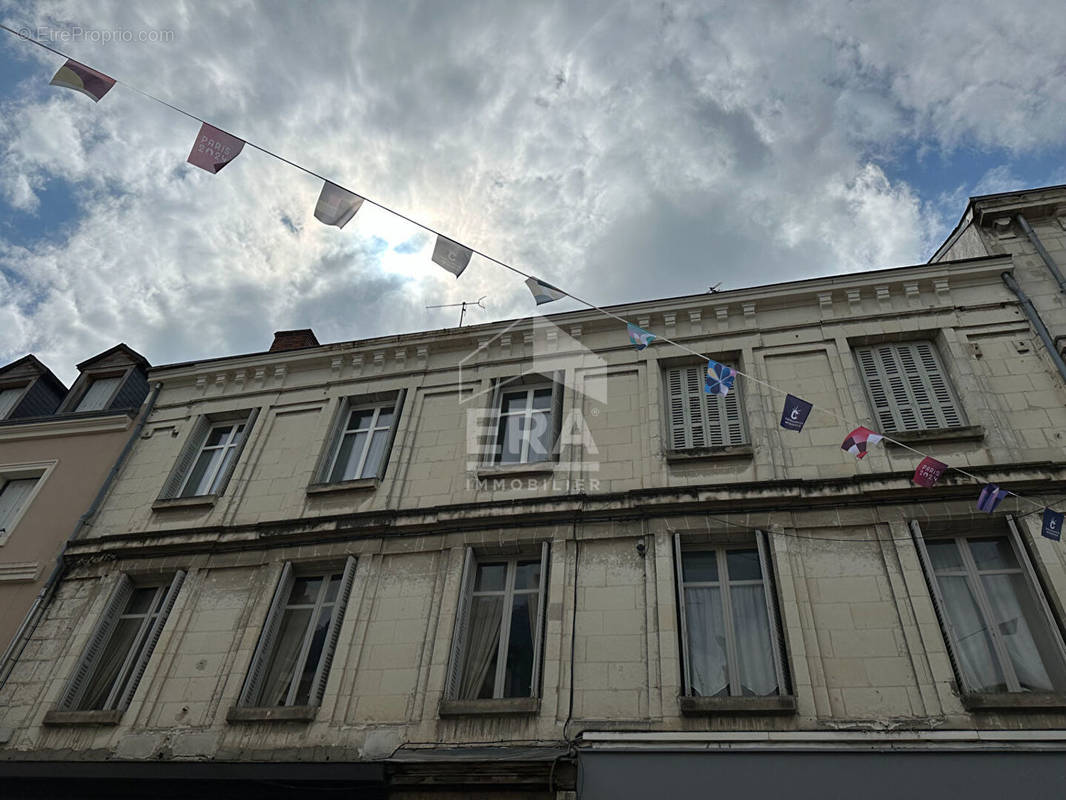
[1,0,1065,383]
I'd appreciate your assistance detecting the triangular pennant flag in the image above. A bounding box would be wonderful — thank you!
[525,277,566,305]
[780,394,813,432]
[1043,508,1063,542]
[187,123,245,174]
[704,359,736,397]
[976,484,1008,513]
[49,59,115,102]
[913,457,948,487]
[627,323,655,351]
[431,235,472,277]
[314,182,363,229]
[841,426,883,459]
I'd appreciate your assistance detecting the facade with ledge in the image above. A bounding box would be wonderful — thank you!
[1,187,1066,798]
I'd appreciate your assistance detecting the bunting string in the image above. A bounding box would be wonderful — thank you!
[1,23,1062,530]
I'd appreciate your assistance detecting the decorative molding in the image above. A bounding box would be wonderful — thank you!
[0,561,40,582]
[817,292,833,310]
[742,302,756,318]
[875,286,890,304]
[904,282,920,299]
[194,375,208,392]
[637,316,650,329]
[0,416,131,443]
[569,325,582,340]
[233,370,247,387]
[933,277,950,296]
[846,288,862,308]
[395,349,407,366]
[330,357,344,374]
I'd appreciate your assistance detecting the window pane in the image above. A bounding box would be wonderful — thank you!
[75,376,122,412]
[475,564,506,592]
[502,592,537,698]
[257,607,313,706]
[204,425,232,448]
[348,409,375,431]
[936,574,1006,693]
[496,414,524,463]
[323,574,343,604]
[0,386,24,418]
[981,573,1062,692]
[181,447,224,497]
[206,446,239,495]
[527,410,553,462]
[531,389,553,410]
[927,540,963,572]
[969,538,1018,571]
[0,478,38,532]
[293,603,334,705]
[360,429,391,478]
[329,431,363,483]
[125,587,159,616]
[515,561,541,591]
[682,551,718,583]
[81,617,143,709]
[289,577,323,606]
[501,391,528,414]
[376,409,395,428]
[730,584,778,695]
[459,595,504,699]
[726,549,762,582]
[684,586,728,696]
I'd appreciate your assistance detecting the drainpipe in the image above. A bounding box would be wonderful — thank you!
[0,381,163,691]
[1016,214,1066,294]
[1002,272,1066,385]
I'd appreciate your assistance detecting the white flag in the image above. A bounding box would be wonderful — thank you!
[525,277,566,305]
[314,182,363,229]
[431,235,472,278]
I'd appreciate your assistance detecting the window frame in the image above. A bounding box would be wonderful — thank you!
[61,366,133,414]
[157,409,259,502]
[0,381,30,420]
[316,390,406,485]
[673,530,788,699]
[662,362,748,451]
[445,543,550,702]
[0,461,54,546]
[487,374,564,466]
[910,516,1066,696]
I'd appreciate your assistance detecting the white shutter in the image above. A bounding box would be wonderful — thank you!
[375,390,407,481]
[1005,516,1066,668]
[75,375,123,412]
[914,342,964,428]
[856,347,898,431]
[239,562,294,706]
[857,343,964,433]
[551,373,565,461]
[684,367,706,448]
[673,534,692,696]
[60,574,133,710]
[528,542,550,698]
[310,556,358,706]
[116,571,186,710]
[445,548,477,700]
[212,408,259,496]
[756,531,788,695]
[666,368,689,449]
[159,417,210,499]
[0,478,38,534]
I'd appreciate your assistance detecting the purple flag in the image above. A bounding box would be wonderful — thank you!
[1043,509,1063,542]
[976,484,1008,513]
[913,457,948,488]
[187,123,245,174]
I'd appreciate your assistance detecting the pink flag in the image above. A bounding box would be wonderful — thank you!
[49,59,115,102]
[187,123,245,174]
[913,457,948,488]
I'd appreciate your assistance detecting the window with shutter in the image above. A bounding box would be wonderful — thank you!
[158,409,258,500]
[854,342,965,433]
[665,365,747,450]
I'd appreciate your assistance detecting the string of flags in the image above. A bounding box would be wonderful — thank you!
[11,31,1062,540]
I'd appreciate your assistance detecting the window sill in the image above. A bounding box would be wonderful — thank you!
[665,444,754,463]
[439,697,540,717]
[476,462,556,480]
[43,709,123,727]
[960,692,1066,712]
[306,477,380,495]
[226,705,318,723]
[884,425,985,448]
[678,695,797,716]
[152,494,218,511]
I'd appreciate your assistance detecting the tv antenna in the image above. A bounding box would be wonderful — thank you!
[708,282,722,293]
[426,296,488,327]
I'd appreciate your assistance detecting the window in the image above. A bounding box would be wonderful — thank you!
[912,519,1066,695]
[446,544,549,700]
[0,477,38,535]
[319,391,405,484]
[73,374,123,412]
[58,572,185,712]
[0,385,25,419]
[855,341,965,433]
[665,364,746,450]
[674,532,787,697]
[238,558,356,708]
[158,410,258,500]
[492,377,562,465]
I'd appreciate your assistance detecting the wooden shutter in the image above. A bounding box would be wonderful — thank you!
[528,542,550,698]
[857,343,964,433]
[116,571,186,710]
[756,531,789,695]
[913,342,964,428]
[856,346,899,431]
[239,562,294,707]
[375,390,407,481]
[212,408,259,497]
[667,367,706,449]
[59,573,133,710]
[673,534,692,695]
[159,417,210,499]
[310,556,358,706]
[445,548,477,699]
[551,373,565,461]
[1006,516,1066,667]
[721,385,747,446]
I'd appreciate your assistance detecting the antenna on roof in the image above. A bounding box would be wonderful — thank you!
[708,282,722,293]
[425,296,488,327]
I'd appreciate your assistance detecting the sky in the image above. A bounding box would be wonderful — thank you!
[1,0,1065,384]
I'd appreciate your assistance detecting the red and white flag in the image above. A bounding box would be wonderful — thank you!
[841,426,883,459]
[187,123,244,174]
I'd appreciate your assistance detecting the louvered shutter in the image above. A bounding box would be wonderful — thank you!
[239,562,294,707]
[212,408,259,496]
[59,573,133,710]
[528,542,550,698]
[913,342,964,428]
[116,571,186,710]
[856,347,899,431]
[445,548,477,699]
[551,373,565,461]
[666,368,690,449]
[673,534,692,696]
[756,531,788,695]
[310,556,358,705]
[375,390,407,481]
[857,343,964,433]
[159,417,210,499]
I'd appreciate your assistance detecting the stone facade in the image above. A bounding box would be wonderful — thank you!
[2,189,1066,797]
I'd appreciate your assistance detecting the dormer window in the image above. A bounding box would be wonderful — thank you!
[0,385,26,419]
[73,374,124,412]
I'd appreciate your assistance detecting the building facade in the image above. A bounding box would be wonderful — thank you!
[1,189,1066,798]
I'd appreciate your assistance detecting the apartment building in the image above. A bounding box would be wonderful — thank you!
[1,187,1065,798]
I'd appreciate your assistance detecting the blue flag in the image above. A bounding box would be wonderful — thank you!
[704,359,736,397]
[1043,508,1063,542]
[627,323,655,351]
[976,484,1008,513]
[780,394,813,432]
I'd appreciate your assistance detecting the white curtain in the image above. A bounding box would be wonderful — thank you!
[937,575,1005,692]
[730,584,778,696]
[982,574,1054,692]
[460,596,504,699]
[685,587,728,696]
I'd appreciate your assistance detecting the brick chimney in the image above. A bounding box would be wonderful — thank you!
[269,329,320,352]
